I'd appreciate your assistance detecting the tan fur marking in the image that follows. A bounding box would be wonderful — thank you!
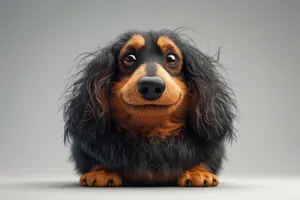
[178,164,219,187]
[118,34,145,71]
[119,64,184,107]
[80,169,122,187]
[109,63,189,139]
[157,36,183,74]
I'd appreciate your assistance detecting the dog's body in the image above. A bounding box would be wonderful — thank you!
[63,29,236,187]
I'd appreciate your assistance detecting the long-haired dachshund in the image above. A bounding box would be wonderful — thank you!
[63,29,236,187]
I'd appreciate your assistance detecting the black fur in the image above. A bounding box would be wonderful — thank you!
[62,29,237,186]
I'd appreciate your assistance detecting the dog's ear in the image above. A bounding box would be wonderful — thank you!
[181,43,236,143]
[63,46,116,144]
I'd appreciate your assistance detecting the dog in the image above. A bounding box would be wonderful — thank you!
[63,29,236,187]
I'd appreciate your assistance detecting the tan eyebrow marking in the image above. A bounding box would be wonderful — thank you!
[119,34,145,60]
[157,36,183,74]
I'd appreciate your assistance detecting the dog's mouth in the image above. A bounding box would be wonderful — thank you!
[121,93,182,112]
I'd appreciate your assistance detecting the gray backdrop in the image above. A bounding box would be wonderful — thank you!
[0,0,299,179]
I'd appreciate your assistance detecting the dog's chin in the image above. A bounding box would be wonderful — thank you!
[121,94,183,117]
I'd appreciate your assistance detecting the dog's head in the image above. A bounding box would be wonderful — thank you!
[63,29,236,142]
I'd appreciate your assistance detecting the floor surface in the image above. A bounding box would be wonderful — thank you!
[1,176,299,200]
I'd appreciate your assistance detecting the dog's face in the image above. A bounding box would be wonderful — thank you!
[113,35,187,114]
[63,29,236,142]
[109,33,190,133]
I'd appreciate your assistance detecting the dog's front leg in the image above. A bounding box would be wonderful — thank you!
[79,166,122,187]
[178,164,219,187]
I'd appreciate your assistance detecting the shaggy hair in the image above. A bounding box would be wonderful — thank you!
[62,29,237,186]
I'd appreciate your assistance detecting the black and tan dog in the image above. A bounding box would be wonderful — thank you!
[63,29,236,187]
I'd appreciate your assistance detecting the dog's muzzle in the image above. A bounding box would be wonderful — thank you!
[137,76,165,101]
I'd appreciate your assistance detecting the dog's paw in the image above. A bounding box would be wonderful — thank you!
[80,170,122,187]
[178,170,219,187]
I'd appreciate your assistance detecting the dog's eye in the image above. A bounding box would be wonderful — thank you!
[123,54,136,67]
[165,53,178,68]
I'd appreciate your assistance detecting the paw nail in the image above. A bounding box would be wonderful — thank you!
[108,180,114,187]
[92,180,97,186]
[185,179,192,187]
[80,180,86,186]
[204,180,208,186]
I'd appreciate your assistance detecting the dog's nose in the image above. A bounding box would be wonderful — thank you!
[137,77,165,101]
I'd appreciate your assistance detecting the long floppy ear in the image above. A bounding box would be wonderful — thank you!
[63,46,116,144]
[181,43,237,143]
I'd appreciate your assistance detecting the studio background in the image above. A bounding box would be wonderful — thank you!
[0,0,299,180]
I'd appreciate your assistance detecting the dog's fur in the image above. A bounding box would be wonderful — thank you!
[63,29,236,186]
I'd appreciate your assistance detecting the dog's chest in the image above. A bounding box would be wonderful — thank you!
[112,137,203,178]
